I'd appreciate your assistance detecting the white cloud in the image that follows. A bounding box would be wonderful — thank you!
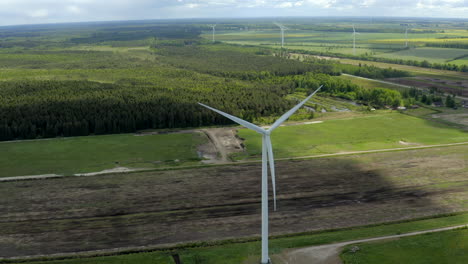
[66,5,82,14]
[0,0,467,26]
[276,2,293,8]
[28,9,49,18]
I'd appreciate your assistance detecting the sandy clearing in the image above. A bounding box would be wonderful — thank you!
[200,128,244,163]
[304,121,323,125]
[74,167,150,176]
[398,140,420,146]
[276,224,468,264]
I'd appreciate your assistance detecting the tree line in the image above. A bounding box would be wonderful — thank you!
[0,79,293,141]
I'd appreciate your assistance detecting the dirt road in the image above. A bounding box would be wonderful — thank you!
[275,225,467,264]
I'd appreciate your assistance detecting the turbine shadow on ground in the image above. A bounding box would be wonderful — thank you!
[0,146,466,258]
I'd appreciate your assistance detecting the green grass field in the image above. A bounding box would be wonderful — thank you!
[375,47,468,63]
[237,112,468,159]
[341,227,468,264]
[11,213,468,264]
[0,132,205,177]
[451,58,468,66]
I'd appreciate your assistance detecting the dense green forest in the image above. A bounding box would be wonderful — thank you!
[0,22,425,140]
[0,73,295,140]
[153,44,339,78]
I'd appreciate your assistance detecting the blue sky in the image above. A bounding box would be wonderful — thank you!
[0,0,467,26]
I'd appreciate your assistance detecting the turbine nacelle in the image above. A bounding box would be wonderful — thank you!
[274,22,289,31]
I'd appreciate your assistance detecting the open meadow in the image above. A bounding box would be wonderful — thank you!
[237,112,468,159]
[0,132,205,177]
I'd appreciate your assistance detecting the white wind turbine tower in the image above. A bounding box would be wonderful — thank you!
[405,25,409,47]
[274,22,289,48]
[210,25,216,43]
[351,24,360,55]
[199,85,323,264]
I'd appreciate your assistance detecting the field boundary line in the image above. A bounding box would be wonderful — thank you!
[1,141,468,182]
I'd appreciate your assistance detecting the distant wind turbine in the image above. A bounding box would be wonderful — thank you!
[199,85,323,264]
[351,24,360,55]
[210,25,216,43]
[274,22,289,48]
[405,25,409,47]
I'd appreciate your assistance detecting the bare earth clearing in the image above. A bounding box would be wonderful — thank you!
[0,145,466,258]
[137,128,244,164]
[200,128,244,163]
[387,77,468,97]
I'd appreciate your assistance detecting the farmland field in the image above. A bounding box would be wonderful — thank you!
[0,144,467,258]
[336,57,468,80]
[208,26,468,67]
[237,112,468,159]
[11,214,468,264]
[0,132,206,177]
[340,228,468,264]
[452,58,468,66]
[375,47,468,63]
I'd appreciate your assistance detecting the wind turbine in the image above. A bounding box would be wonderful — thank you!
[274,22,289,48]
[351,24,360,55]
[210,25,216,43]
[199,85,323,264]
[405,25,409,47]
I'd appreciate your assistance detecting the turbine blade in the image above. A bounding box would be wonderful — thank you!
[274,22,286,30]
[198,103,266,134]
[266,135,277,211]
[268,85,323,132]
